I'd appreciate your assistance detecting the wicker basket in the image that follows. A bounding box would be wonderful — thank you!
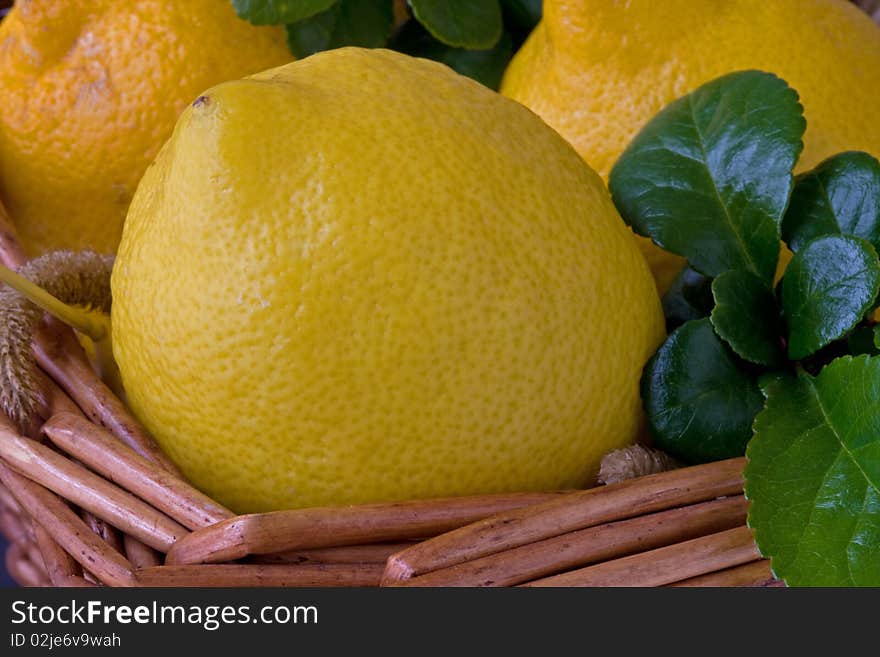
[0,192,777,587]
[8,0,878,588]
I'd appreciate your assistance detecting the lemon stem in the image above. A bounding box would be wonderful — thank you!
[0,262,107,341]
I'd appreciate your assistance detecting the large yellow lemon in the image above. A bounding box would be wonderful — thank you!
[112,49,664,513]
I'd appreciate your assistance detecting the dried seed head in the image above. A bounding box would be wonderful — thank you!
[598,444,680,485]
[0,250,114,428]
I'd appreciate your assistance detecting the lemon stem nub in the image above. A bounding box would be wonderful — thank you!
[0,262,106,341]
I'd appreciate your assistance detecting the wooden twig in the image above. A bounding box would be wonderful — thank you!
[669,559,782,587]
[167,490,571,566]
[383,458,745,583]
[43,412,233,529]
[6,542,48,587]
[521,526,760,587]
[124,535,163,569]
[136,564,384,588]
[81,511,125,555]
[391,496,748,587]
[253,542,419,565]
[34,321,180,474]
[32,521,83,586]
[0,422,187,551]
[0,462,136,586]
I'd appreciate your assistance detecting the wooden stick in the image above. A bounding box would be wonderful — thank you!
[0,424,188,551]
[521,526,759,587]
[6,542,49,587]
[669,559,781,587]
[136,564,384,588]
[32,521,83,586]
[0,505,28,544]
[43,412,233,529]
[34,321,181,475]
[124,535,163,569]
[254,542,419,565]
[81,511,125,555]
[391,496,748,587]
[0,483,21,514]
[383,458,745,583]
[167,490,571,566]
[0,462,135,586]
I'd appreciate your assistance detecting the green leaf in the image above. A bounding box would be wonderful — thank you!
[782,151,880,254]
[233,0,338,25]
[710,270,784,366]
[642,318,765,464]
[286,0,393,58]
[389,20,512,89]
[745,356,880,586]
[609,70,805,282]
[409,0,503,49]
[660,266,712,330]
[781,235,880,360]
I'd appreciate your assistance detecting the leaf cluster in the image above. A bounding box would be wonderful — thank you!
[231,0,541,89]
[609,70,880,585]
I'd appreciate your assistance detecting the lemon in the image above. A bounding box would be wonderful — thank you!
[501,0,880,292]
[112,49,664,513]
[0,0,291,255]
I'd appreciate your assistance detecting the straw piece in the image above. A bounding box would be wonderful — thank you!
[136,564,384,588]
[43,412,233,529]
[383,458,745,583]
[0,424,188,551]
[392,496,748,587]
[0,463,135,586]
[33,321,181,475]
[167,490,571,566]
[521,526,760,587]
[253,542,419,565]
[124,535,163,569]
[669,559,781,587]
[32,521,82,586]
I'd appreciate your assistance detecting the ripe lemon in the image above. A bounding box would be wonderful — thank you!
[0,0,291,255]
[501,0,880,292]
[111,48,664,513]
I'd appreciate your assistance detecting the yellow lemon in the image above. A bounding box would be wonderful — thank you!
[501,0,880,292]
[0,0,291,255]
[111,49,664,513]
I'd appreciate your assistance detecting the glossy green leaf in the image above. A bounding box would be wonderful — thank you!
[286,0,393,58]
[609,71,805,281]
[745,357,880,586]
[660,266,712,331]
[642,318,764,464]
[781,235,880,360]
[233,0,337,25]
[710,270,784,366]
[409,0,503,49]
[782,151,880,253]
[389,20,512,89]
